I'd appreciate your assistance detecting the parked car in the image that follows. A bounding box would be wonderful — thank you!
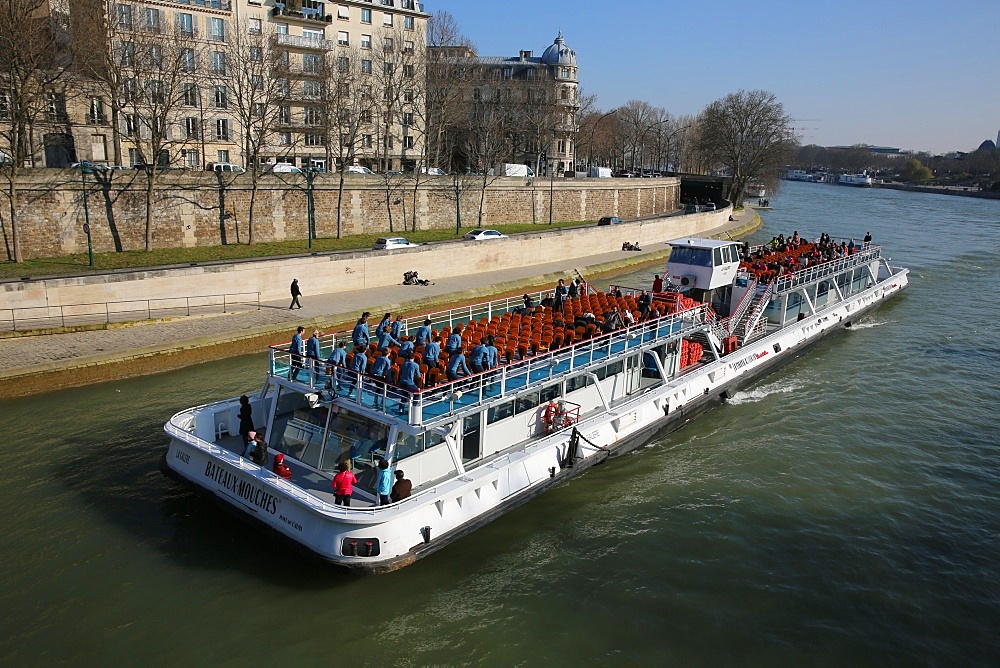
[346,165,374,174]
[597,216,624,226]
[206,162,244,173]
[372,237,420,250]
[613,170,634,178]
[384,170,403,176]
[684,202,699,213]
[702,202,717,211]
[71,161,109,172]
[416,166,447,175]
[463,229,508,241]
[265,162,302,174]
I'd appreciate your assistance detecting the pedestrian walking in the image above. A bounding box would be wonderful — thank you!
[289,279,302,309]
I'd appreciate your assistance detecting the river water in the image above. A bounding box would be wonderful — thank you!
[2,181,999,665]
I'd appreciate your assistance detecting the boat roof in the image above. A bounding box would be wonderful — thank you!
[667,238,738,249]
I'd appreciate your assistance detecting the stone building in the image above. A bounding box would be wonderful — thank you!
[427,33,579,176]
[1,0,429,171]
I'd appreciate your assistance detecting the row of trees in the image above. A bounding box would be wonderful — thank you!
[577,90,798,203]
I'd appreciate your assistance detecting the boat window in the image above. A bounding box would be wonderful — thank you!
[593,359,624,381]
[668,246,713,267]
[487,400,514,424]
[566,374,590,392]
[394,429,444,462]
[515,391,539,414]
[716,247,726,265]
[269,386,329,470]
[540,384,560,403]
[318,409,389,474]
[785,292,803,321]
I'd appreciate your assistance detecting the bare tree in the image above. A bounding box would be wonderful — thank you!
[217,22,287,243]
[0,0,73,262]
[696,89,796,202]
[615,99,655,172]
[424,10,475,172]
[320,45,373,238]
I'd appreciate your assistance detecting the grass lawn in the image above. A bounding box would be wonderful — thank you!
[0,220,591,280]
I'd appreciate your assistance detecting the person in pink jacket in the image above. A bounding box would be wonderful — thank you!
[331,461,358,506]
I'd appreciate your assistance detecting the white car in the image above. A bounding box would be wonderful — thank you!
[346,165,374,174]
[372,237,420,250]
[463,229,508,241]
[266,162,302,174]
[416,166,447,175]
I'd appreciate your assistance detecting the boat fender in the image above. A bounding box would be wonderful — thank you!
[421,526,432,543]
[365,541,374,557]
[349,540,358,556]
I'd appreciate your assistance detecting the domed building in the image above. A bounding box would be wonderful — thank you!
[427,33,581,175]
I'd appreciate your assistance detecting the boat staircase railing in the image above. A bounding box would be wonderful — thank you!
[733,282,774,343]
[268,304,715,427]
[718,275,758,338]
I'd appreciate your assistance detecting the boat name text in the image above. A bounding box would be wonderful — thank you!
[730,349,769,372]
[204,461,279,515]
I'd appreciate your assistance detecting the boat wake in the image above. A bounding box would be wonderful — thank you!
[726,378,804,405]
[850,318,892,330]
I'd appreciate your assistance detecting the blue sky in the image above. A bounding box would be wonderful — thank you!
[427,0,1000,154]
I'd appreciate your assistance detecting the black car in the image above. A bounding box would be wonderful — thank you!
[598,216,623,225]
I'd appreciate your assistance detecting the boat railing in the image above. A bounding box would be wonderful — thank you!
[721,274,759,335]
[770,246,881,294]
[267,304,714,426]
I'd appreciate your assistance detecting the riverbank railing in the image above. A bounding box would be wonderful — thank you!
[0,291,262,332]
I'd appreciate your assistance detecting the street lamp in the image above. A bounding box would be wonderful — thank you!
[79,164,94,267]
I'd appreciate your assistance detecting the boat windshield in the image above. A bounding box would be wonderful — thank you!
[668,246,713,267]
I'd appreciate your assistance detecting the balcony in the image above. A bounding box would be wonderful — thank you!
[272,6,333,25]
[274,32,333,51]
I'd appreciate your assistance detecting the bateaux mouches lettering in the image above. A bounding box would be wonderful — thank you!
[204,461,279,515]
[729,349,769,373]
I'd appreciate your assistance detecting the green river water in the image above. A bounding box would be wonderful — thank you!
[2,181,999,666]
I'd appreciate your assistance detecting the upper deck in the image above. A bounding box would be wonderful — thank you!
[268,289,713,429]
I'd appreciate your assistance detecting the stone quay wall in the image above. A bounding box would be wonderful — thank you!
[2,206,733,314]
[5,171,680,259]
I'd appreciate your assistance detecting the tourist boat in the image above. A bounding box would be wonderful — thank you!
[838,172,874,187]
[746,183,766,199]
[162,237,909,573]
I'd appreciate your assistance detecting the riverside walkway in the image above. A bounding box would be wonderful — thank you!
[0,209,759,399]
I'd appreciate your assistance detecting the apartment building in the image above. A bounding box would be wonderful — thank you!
[5,0,428,171]
[427,33,579,175]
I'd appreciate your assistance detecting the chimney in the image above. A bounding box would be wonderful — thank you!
[520,49,532,61]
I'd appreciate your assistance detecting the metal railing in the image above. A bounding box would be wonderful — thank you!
[771,246,881,294]
[269,302,713,426]
[0,291,261,332]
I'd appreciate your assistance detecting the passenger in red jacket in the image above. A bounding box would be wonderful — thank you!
[332,461,358,506]
[273,453,292,480]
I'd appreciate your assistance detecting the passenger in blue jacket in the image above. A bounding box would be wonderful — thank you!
[445,330,462,354]
[414,319,432,346]
[377,325,400,352]
[326,340,347,390]
[469,340,489,373]
[398,338,414,358]
[352,312,371,351]
[398,356,421,392]
[288,326,305,381]
[447,347,471,381]
[390,315,404,340]
[423,338,441,366]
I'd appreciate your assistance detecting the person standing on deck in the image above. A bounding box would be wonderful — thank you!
[390,315,404,340]
[306,329,321,379]
[326,340,347,390]
[398,355,421,393]
[553,279,569,315]
[447,346,472,381]
[289,279,302,310]
[445,327,462,355]
[238,395,254,445]
[423,338,441,367]
[352,312,371,352]
[332,462,358,506]
[652,274,663,293]
[376,458,393,505]
[289,326,305,381]
[469,339,489,374]
[377,325,400,352]
[414,319,433,347]
[391,470,412,502]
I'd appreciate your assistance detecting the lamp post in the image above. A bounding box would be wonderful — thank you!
[79,164,94,267]
[548,129,557,225]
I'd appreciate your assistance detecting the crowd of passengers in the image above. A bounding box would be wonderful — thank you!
[287,281,675,397]
[743,230,872,279]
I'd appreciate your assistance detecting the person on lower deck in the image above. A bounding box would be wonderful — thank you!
[376,458,392,505]
[238,395,254,445]
[390,470,412,502]
[332,461,358,506]
[273,453,292,480]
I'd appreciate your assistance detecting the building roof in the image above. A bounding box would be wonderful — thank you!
[541,33,576,66]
